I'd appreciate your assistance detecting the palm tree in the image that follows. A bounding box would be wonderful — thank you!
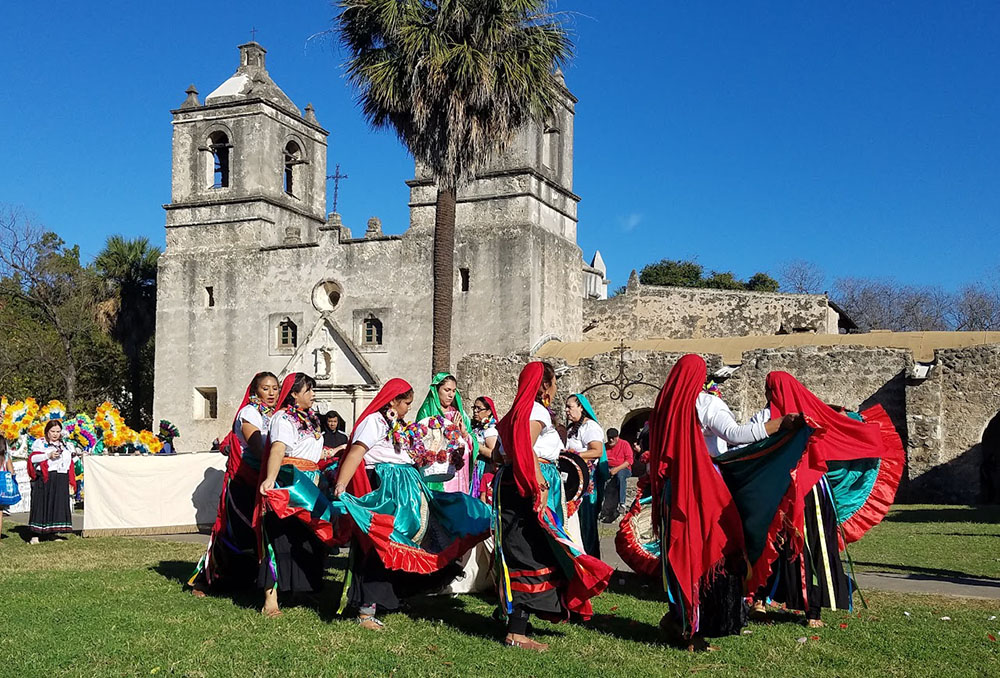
[337,0,572,372]
[95,235,160,428]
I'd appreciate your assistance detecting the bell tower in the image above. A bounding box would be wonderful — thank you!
[164,42,329,250]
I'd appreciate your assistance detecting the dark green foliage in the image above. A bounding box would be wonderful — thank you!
[638,258,780,293]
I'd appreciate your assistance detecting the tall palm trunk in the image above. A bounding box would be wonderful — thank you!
[431,188,456,373]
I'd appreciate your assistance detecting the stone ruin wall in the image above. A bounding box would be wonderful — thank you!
[582,283,837,342]
[456,343,1000,503]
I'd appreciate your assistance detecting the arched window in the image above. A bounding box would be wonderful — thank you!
[283,141,303,197]
[206,131,231,189]
[278,318,298,349]
[362,314,383,346]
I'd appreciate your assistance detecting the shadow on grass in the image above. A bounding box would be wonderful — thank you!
[885,507,1000,524]
[152,560,262,611]
[855,561,1000,584]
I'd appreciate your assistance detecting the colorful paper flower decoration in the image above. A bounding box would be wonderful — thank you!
[136,429,164,455]
[95,402,129,448]
[29,399,68,438]
[158,420,180,440]
[1,398,39,440]
[65,413,98,452]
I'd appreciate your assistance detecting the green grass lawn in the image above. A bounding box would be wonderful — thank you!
[2,519,999,678]
[847,504,1000,580]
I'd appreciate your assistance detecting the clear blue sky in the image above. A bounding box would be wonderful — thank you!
[1,1,997,291]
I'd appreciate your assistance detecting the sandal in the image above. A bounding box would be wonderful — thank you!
[357,615,385,631]
[504,635,549,652]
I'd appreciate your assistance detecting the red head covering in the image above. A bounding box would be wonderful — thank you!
[647,354,745,635]
[496,362,546,499]
[218,380,255,460]
[336,378,413,496]
[481,396,499,422]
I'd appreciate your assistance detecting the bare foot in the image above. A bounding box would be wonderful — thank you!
[806,618,825,628]
[29,537,39,545]
[261,606,282,618]
[191,585,208,599]
[504,634,549,652]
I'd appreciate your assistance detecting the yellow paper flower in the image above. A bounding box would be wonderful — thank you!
[2,398,38,440]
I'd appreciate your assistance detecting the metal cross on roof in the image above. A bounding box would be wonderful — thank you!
[326,163,349,213]
[250,26,258,42]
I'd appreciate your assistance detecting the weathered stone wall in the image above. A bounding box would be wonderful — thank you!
[582,282,839,341]
[458,343,1000,503]
[907,345,1000,503]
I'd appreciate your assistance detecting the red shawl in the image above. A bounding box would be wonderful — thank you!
[495,362,544,500]
[756,371,900,575]
[647,354,745,633]
[337,378,413,497]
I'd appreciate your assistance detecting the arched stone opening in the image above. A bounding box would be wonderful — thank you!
[981,410,1000,503]
[619,407,651,476]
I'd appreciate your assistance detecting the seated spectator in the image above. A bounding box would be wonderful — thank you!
[600,428,634,522]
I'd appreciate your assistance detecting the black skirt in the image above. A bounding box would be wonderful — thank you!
[346,468,462,612]
[764,480,851,617]
[196,473,259,589]
[28,472,73,535]
[496,475,564,618]
[257,510,327,594]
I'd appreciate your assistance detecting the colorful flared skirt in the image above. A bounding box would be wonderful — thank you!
[493,463,612,622]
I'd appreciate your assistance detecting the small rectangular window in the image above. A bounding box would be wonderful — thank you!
[460,267,470,292]
[195,387,218,420]
[363,316,383,346]
[278,319,298,349]
[204,286,215,308]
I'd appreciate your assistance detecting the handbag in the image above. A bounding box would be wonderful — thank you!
[0,470,21,506]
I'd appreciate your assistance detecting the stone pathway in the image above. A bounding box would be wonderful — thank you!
[9,512,998,600]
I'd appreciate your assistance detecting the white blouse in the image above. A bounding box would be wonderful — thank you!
[268,410,323,464]
[29,439,74,474]
[474,424,498,446]
[531,402,563,462]
[353,412,413,467]
[696,392,768,457]
[566,418,604,455]
[235,404,270,456]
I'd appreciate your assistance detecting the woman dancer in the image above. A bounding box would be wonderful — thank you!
[190,371,279,595]
[648,355,795,650]
[258,373,326,617]
[470,396,500,501]
[565,393,609,557]
[744,372,903,626]
[415,373,476,492]
[27,420,76,543]
[331,379,492,629]
[494,362,613,651]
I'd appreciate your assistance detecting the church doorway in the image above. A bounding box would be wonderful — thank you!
[981,411,1000,503]
[619,407,651,476]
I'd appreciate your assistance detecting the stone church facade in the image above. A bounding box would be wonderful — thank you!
[153,42,589,449]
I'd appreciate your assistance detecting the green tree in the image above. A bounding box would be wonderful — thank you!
[638,259,704,287]
[637,258,780,292]
[336,0,571,372]
[745,272,780,292]
[95,235,160,428]
[0,208,124,409]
